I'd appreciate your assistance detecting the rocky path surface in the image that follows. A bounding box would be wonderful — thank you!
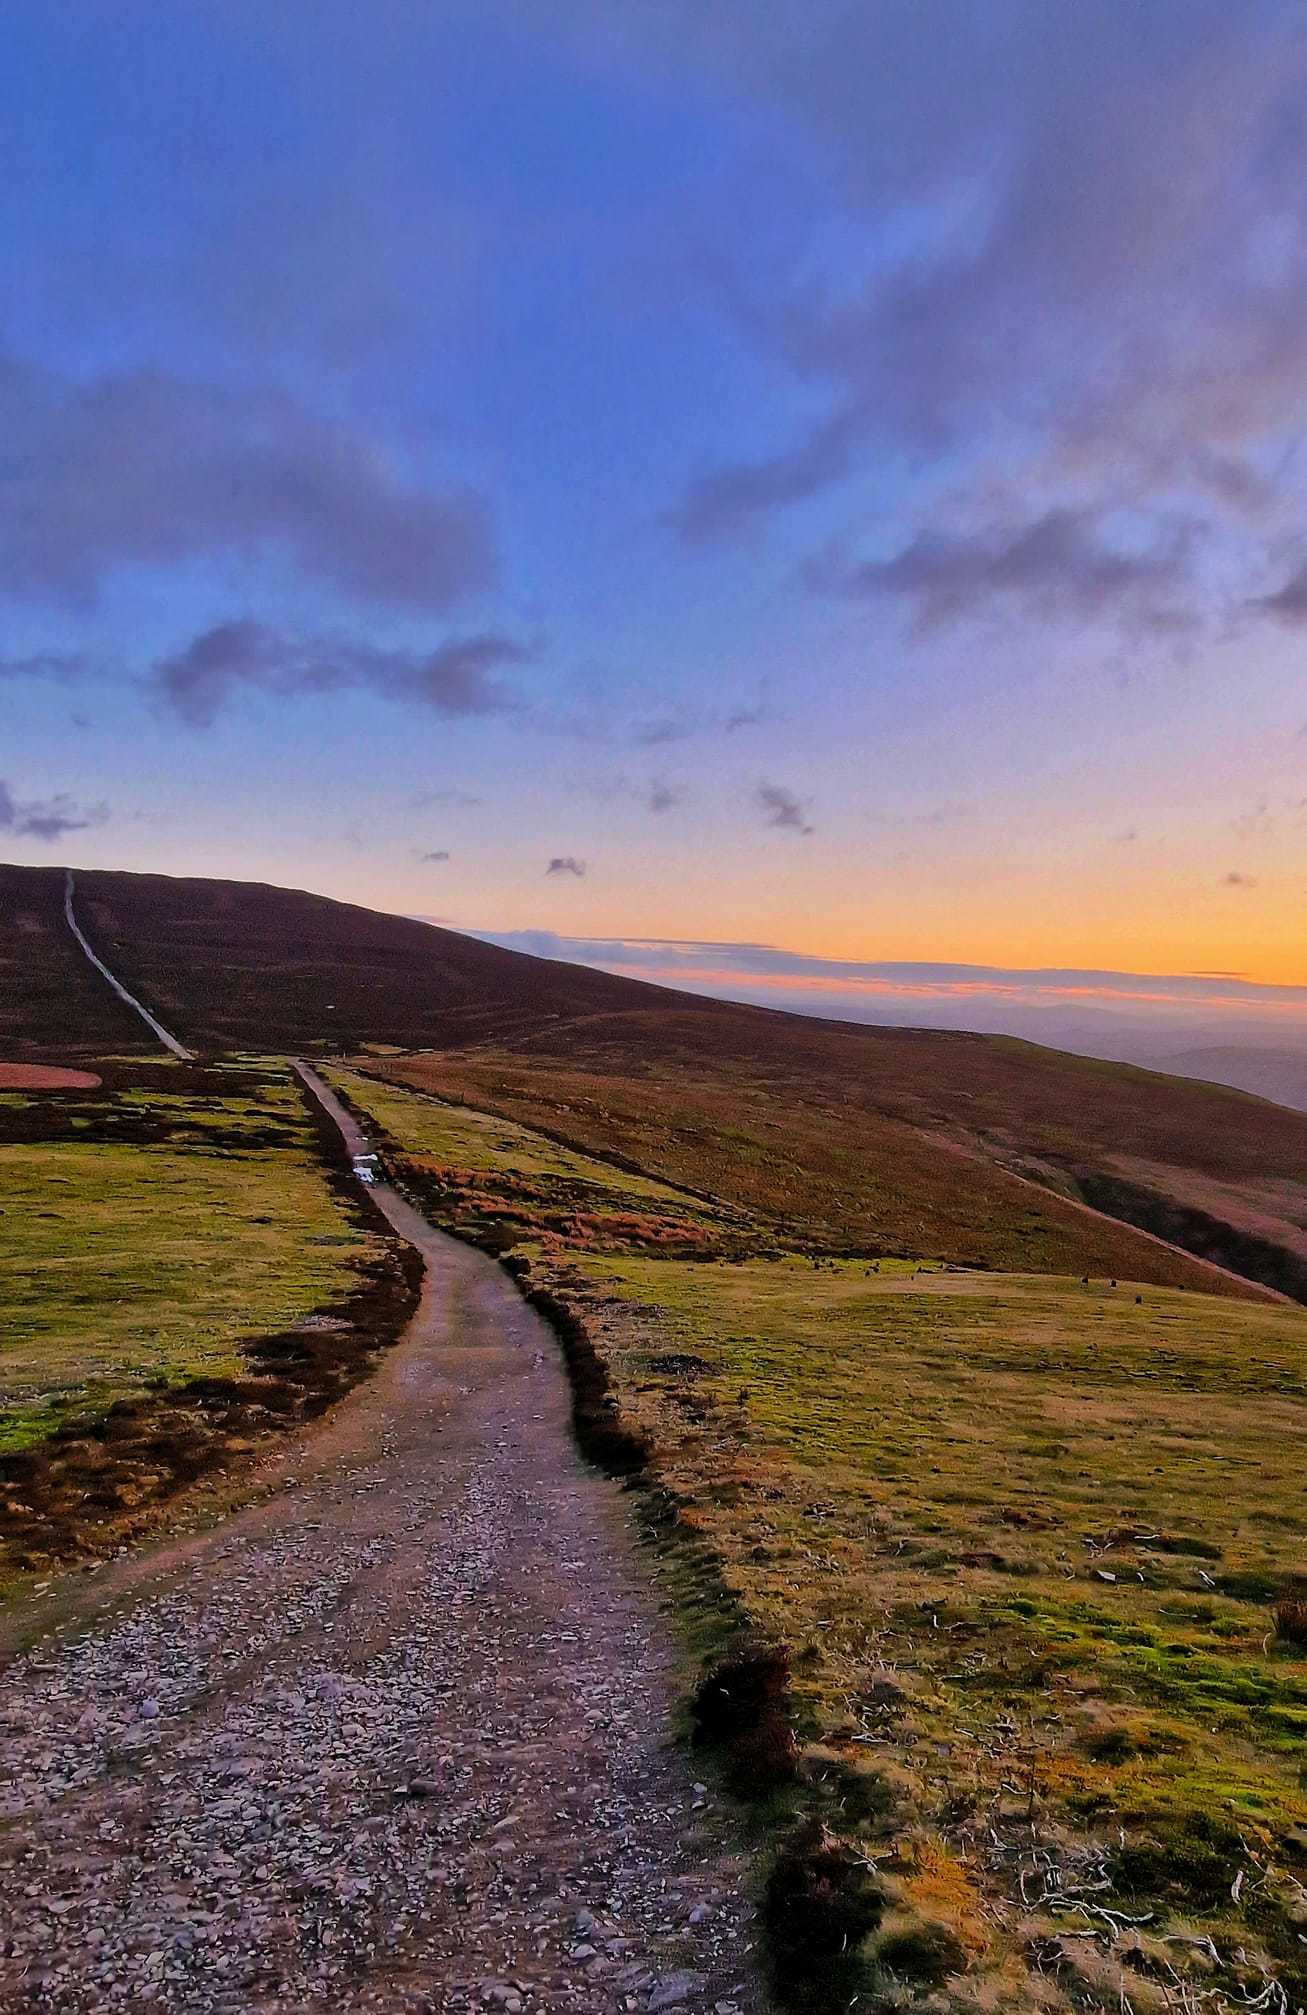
[0,1097,764,2014]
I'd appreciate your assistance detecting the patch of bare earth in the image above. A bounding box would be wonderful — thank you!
[0,1063,101,1089]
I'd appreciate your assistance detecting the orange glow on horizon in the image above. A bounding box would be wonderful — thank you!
[606,964,1307,1017]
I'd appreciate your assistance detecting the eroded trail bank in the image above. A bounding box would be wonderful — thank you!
[0,1177,763,2014]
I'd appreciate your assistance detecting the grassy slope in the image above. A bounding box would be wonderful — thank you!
[8,859,1307,1302]
[338,1067,1307,2014]
[376,1043,1285,1299]
[0,1059,374,1450]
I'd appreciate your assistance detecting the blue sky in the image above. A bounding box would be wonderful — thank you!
[4,0,1307,1013]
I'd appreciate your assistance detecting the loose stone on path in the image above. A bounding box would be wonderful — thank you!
[0,1200,764,2014]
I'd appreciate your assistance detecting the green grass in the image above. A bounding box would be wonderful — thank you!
[0,1061,370,1450]
[565,1253,1307,1997]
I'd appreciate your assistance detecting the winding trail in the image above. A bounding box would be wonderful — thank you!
[62,869,194,1060]
[0,1074,763,2014]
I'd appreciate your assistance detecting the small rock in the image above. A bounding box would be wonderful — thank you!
[648,1972,707,2012]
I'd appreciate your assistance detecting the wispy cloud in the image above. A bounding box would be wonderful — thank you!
[1251,565,1307,625]
[412,787,484,809]
[1224,869,1258,888]
[633,718,692,747]
[812,508,1199,636]
[758,780,814,835]
[471,928,1307,1048]
[545,854,586,877]
[668,409,860,546]
[662,3,1307,659]
[419,848,451,862]
[0,778,107,841]
[0,650,99,683]
[0,349,493,612]
[155,621,529,727]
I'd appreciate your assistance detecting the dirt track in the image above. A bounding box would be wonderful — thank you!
[0,1091,764,2013]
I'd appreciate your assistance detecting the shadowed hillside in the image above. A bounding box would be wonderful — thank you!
[1158,1043,1307,1115]
[6,860,1307,1301]
[1,862,723,1057]
[0,865,149,1055]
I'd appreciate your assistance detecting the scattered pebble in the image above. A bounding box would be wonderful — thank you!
[0,1231,761,2013]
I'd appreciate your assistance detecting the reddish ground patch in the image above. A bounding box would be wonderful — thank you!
[0,1062,102,1090]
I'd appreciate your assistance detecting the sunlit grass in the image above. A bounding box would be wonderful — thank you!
[0,1063,371,1450]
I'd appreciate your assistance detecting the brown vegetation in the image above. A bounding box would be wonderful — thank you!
[380,1040,1298,1300]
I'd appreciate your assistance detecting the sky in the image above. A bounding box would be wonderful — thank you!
[4,0,1307,1035]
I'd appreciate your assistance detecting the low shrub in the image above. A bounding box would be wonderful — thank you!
[764,1821,884,2004]
[691,1639,797,1789]
[1114,1808,1247,1910]
[1274,1595,1307,1647]
[875,1918,967,1986]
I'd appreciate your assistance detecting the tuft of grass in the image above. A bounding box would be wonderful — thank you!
[690,1640,798,1790]
[874,1917,968,1987]
[1274,1594,1307,1647]
[763,1821,884,2004]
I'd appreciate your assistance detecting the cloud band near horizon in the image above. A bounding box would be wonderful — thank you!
[463,928,1307,1030]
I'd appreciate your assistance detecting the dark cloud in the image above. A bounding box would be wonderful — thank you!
[815,508,1199,633]
[0,650,98,683]
[724,708,764,732]
[0,778,107,841]
[668,410,859,545]
[633,718,691,747]
[419,848,451,862]
[662,1,1307,633]
[155,620,528,727]
[757,780,814,835]
[545,855,586,877]
[647,781,679,813]
[0,350,493,612]
[1224,870,1258,888]
[1252,565,1307,625]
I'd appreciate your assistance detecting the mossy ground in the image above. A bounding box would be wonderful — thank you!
[0,1059,375,1452]
[342,1065,1307,2012]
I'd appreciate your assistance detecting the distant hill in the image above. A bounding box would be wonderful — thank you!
[6,858,1307,1304]
[1156,1043,1307,1114]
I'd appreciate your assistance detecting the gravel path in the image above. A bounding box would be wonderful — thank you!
[0,1138,765,2012]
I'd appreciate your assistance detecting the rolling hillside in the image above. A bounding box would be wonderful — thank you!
[0,861,720,1057]
[6,859,1307,1301]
